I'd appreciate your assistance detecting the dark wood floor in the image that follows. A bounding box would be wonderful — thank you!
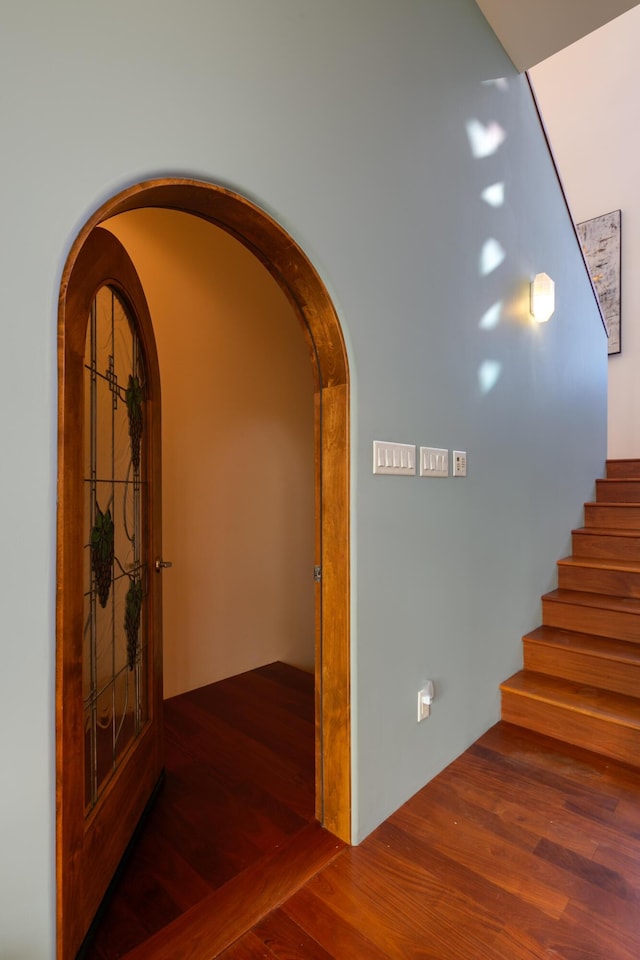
[83,661,324,959]
[84,665,640,960]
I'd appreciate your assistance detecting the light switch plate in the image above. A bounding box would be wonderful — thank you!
[419,446,448,478]
[373,440,416,476]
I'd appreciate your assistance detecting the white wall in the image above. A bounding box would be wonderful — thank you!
[105,210,315,699]
[530,7,640,457]
[0,1,606,954]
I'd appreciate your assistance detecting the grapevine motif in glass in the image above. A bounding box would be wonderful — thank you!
[125,372,145,668]
[90,505,114,608]
[126,374,144,472]
[125,578,144,671]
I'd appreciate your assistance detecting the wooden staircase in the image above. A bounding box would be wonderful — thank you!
[501,459,640,766]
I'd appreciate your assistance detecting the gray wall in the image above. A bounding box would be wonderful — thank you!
[0,0,606,954]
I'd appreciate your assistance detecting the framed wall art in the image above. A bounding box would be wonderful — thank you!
[576,209,621,355]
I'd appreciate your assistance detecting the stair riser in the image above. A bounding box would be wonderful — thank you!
[557,563,640,599]
[584,504,640,528]
[596,480,640,502]
[542,599,640,644]
[501,690,640,766]
[607,459,640,479]
[523,641,640,698]
[572,531,640,561]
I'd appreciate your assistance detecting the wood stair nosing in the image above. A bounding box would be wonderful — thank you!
[543,587,640,615]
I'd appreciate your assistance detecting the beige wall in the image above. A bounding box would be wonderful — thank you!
[104,209,315,698]
[530,5,640,457]
[474,0,639,70]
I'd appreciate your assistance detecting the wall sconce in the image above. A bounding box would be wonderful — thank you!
[530,272,555,323]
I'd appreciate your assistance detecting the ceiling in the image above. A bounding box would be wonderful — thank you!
[474,0,640,71]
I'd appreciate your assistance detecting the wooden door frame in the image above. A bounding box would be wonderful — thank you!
[56,178,351,945]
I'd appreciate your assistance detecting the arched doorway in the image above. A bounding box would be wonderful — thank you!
[56,179,350,956]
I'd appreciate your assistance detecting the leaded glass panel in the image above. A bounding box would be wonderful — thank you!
[83,285,149,813]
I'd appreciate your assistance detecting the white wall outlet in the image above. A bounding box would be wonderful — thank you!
[373,440,416,476]
[417,681,435,721]
[453,450,467,477]
[419,447,448,478]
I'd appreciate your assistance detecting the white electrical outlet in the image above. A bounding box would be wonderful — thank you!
[453,450,467,477]
[417,681,435,721]
[420,447,448,478]
[373,440,416,476]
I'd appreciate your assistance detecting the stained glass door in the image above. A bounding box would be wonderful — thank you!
[83,285,149,811]
[57,227,163,960]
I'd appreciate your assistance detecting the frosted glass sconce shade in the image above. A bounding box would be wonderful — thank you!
[531,272,555,323]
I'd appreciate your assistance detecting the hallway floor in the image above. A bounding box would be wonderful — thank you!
[83,664,640,959]
[82,662,321,959]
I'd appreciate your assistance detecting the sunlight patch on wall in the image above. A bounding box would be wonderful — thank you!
[478,360,503,394]
[480,238,505,276]
[481,182,505,207]
[482,77,509,93]
[467,85,511,397]
[479,301,502,330]
[466,119,507,158]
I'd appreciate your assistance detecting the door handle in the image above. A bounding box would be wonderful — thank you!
[154,559,173,573]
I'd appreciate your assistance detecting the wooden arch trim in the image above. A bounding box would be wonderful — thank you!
[57,178,351,844]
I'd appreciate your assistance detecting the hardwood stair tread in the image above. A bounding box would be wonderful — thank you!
[501,671,640,727]
[543,587,640,615]
[557,555,640,573]
[598,477,640,483]
[572,524,640,538]
[524,625,640,665]
[585,500,640,507]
